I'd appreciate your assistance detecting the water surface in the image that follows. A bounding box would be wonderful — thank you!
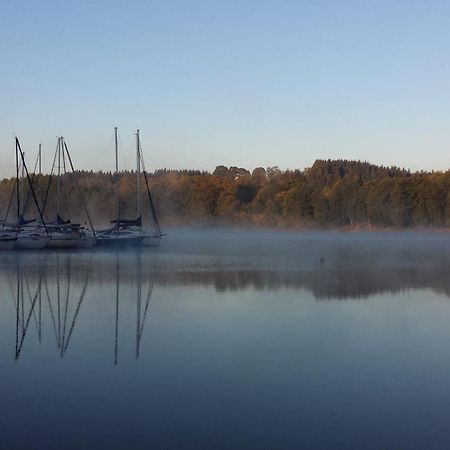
[1,229,450,450]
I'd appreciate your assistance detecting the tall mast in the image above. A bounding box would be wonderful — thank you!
[38,143,42,175]
[136,129,141,222]
[57,137,61,217]
[16,138,48,233]
[20,150,25,219]
[115,127,119,228]
[38,143,42,223]
[15,139,20,221]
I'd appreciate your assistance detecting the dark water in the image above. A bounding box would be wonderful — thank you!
[1,229,450,450]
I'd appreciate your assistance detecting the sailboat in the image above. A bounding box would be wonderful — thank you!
[41,137,96,248]
[2,138,50,250]
[44,137,79,248]
[96,128,162,247]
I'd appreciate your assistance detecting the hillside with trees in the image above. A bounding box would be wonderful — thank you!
[0,160,449,229]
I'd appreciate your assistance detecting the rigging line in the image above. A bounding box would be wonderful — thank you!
[41,140,59,217]
[136,265,142,359]
[142,166,161,234]
[61,140,69,221]
[16,280,41,359]
[138,143,162,234]
[7,277,18,311]
[61,258,71,356]
[63,273,89,354]
[24,276,39,332]
[16,138,48,233]
[3,173,17,228]
[20,272,24,335]
[57,257,61,349]
[138,280,153,340]
[38,272,42,343]
[114,254,119,366]
[62,139,67,174]
[16,140,20,222]
[117,131,129,173]
[63,141,96,236]
[44,278,59,347]
[38,263,45,343]
[21,149,40,219]
[15,268,20,359]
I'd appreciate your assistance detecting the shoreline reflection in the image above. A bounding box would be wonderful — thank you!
[1,248,448,300]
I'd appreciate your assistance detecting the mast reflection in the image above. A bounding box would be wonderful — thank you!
[12,251,154,364]
[114,250,154,365]
[14,259,43,360]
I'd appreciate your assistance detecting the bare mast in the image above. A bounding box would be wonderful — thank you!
[56,137,61,218]
[136,129,141,225]
[38,143,42,175]
[15,139,20,221]
[38,143,42,224]
[115,127,119,229]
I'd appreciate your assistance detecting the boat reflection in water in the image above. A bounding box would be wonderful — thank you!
[11,251,154,364]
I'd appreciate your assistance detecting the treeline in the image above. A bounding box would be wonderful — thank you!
[0,159,449,229]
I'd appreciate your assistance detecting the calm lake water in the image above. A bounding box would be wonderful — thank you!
[1,229,449,450]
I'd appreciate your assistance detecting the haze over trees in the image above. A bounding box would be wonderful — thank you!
[0,160,449,229]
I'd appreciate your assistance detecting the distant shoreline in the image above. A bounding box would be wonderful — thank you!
[161,222,450,234]
[1,159,448,230]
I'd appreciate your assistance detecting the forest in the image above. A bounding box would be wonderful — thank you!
[0,159,449,229]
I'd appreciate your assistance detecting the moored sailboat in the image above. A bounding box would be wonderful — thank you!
[41,137,96,248]
[96,128,163,247]
[96,127,157,247]
[1,138,50,250]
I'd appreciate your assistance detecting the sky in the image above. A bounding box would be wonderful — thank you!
[1,0,449,177]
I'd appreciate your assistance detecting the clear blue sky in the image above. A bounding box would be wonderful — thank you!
[1,0,449,177]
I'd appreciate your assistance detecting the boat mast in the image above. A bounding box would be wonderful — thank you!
[37,143,42,223]
[19,150,26,220]
[115,127,119,229]
[57,137,61,218]
[38,143,42,175]
[136,129,141,223]
[15,138,48,233]
[15,139,20,222]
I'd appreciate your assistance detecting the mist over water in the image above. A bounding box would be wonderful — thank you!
[1,229,450,449]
